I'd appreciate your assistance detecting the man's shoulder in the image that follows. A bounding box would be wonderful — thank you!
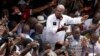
[63,14,72,18]
[48,14,71,18]
[47,14,56,20]
[62,15,73,21]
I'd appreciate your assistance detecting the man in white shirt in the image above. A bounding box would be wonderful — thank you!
[65,26,87,56]
[87,33,100,56]
[83,12,100,36]
[45,4,86,48]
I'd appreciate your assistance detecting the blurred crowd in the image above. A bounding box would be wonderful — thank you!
[0,0,100,56]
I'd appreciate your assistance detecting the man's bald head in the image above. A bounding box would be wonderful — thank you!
[35,23,44,34]
[27,17,38,28]
[90,32,100,42]
[56,4,65,11]
[55,4,65,18]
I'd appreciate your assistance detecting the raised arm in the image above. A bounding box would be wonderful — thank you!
[0,43,7,55]
[20,41,39,56]
[32,0,57,13]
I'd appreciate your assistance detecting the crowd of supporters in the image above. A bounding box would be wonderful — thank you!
[0,0,100,56]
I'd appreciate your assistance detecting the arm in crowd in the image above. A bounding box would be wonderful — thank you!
[32,0,57,13]
[68,15,88,24]
[20,41,39,56]
[0,43,7,55]
[11,23,20,33]
[81,21,100,35]
[20,45,32,56]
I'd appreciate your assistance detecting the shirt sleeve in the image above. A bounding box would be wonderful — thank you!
[66,16,82,24]
[73,17,82,24]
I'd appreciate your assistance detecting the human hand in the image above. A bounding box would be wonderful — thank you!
[57,26,68,32]
[48,0,57,7]
[27,41,39,48]
[81,15,89,22]
[81,38,88,47]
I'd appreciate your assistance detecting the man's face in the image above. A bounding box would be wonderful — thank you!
[55,8,64,18]
[90,34,99,42]
[94,13,100,21]
[72,28,81,40]
[73,31,80,37]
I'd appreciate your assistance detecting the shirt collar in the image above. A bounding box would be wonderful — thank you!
[56,15,63,20]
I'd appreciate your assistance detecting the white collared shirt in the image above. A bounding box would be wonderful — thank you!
[45,14,82,44]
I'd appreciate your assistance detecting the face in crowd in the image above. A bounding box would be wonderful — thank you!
[55,5,65,19]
